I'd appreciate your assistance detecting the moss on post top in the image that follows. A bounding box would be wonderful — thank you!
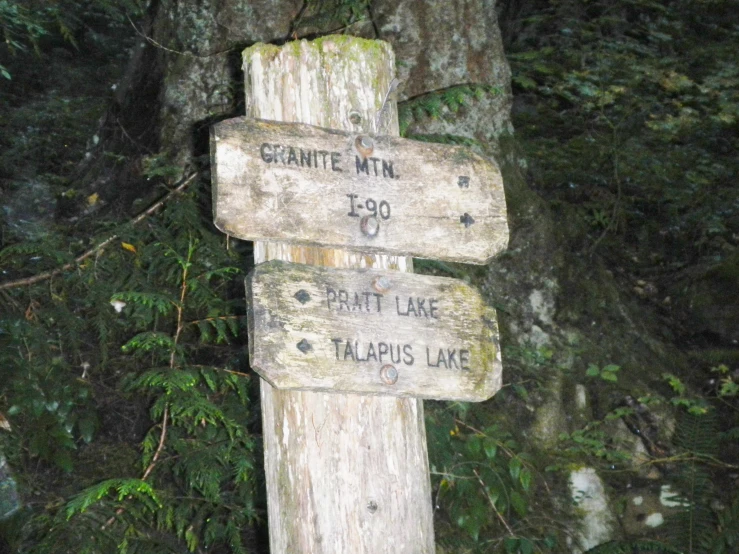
[242,36,392,66]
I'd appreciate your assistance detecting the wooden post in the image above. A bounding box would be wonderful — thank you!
[242,38,436,553]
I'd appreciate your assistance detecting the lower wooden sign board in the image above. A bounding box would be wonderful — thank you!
[211,117,508,264]
[246,260,502,402]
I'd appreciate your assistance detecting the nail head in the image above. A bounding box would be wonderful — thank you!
[380,364,398,385]
[360,215,380,238]
[372,275,392,294]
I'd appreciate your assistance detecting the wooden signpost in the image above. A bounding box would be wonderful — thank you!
[211,118,508,263]
[210,37,508,553]
[247,260,501,401]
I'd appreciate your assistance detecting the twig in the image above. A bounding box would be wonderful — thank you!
[142,406,170,482]
[102,405,169,530]
[375,78,400,131]
[170,242,192,368]
[116,117,154,154]
[127,16,232,59]
[473,468,515,536]
[0,172,199,291]
[454,418,552,494]
[187,315,241,326]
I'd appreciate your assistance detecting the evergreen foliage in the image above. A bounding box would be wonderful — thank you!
[1,0,738,552]
[399,84,503,137]
[507,0,739,264]
[290,0,373,36]
[666,410,720,554]
[584,540,683,554]
[0,0,144,79]
[426,403,560,553]
[0,174,258,551]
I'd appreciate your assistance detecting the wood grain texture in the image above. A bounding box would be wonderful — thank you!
[242,37,436,554]
[211,118,508,263]
[247,260,502,401]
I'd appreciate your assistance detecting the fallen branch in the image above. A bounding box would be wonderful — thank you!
[0,172,199,291]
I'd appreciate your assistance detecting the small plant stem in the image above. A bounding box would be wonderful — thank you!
[187,315,240,326]
[142,406,169,482]
[102,406,169,530]
[170,238,193,368]
[473,468,515,536]
[103,237,195,531]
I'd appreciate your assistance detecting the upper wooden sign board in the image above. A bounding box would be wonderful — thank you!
[246,260,502,402]
[211,118,508,264]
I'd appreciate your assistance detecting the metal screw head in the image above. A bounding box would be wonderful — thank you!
[349,111,362,125]
[355,135,374,157]
[380,364,398,385]
[360,215,380,238]
[372,275,392,294]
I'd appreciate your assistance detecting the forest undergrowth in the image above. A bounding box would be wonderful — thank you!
[1,1,738,553]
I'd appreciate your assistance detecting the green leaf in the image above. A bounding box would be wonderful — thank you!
[483,438,498,459]
[586,364,601,377]
[510,489,528,517]
[78,416,96,443]
[467,435,482,456]
[504,537,519,553]
[601,371,619,382]
[509,457,522,480]
[519,468,532,491]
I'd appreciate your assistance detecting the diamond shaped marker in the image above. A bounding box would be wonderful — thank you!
[294,289,311,304]
[460,213,475,228]
[296,339,312,353]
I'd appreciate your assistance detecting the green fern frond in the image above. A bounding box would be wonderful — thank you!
[292,0,371,33]
[167,393,240,436]
[56,17,78,49]
[195,314,240,344]
[664,409,721,553]
[0,240,74,269]
[709,496,739,554]
[399,84,503,135]
[121,331,177,356]
[111,291,176,315]
[65,479,160,519]
[199,265,241,281]
[674,409,719,458]
[129,368,199,395]
[722,426,739,441]
[584,539,683,553]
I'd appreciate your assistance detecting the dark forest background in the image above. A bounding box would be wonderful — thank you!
[1,0,737,553]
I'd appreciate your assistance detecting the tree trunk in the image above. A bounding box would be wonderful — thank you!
[243,38,435,554]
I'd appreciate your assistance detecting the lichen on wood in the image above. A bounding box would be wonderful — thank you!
[243,37,435,554]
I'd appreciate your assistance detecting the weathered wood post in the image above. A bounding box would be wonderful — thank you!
[210,36,507,553]
[243,38,432,553]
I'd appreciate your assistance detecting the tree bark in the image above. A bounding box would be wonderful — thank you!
[243,38,435,554]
